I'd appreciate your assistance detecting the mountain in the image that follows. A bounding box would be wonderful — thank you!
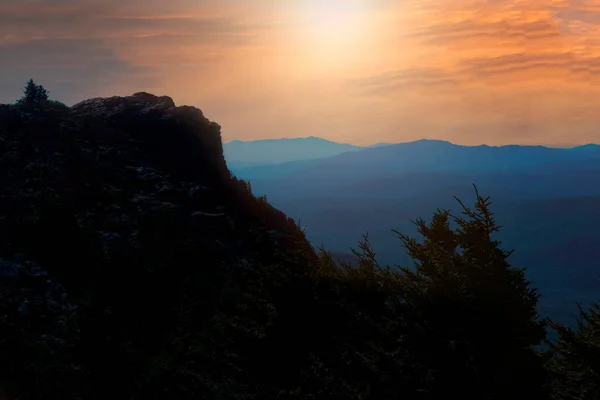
[2,91,598,399]
[368,141,394,148]
[223,136,362,170]
[238,139,600,195]
[0,93,318,398]
[232,140,600,325]
[231,139,600,182]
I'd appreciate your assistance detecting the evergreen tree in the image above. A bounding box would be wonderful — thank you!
[546,302,600,400]
[316,187,549,399]
[22,79,38,104]
[389,185,548,399]
[17,79,50,105]
[35,84,49,103]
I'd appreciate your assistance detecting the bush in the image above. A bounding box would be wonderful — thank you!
[546,302,600,400]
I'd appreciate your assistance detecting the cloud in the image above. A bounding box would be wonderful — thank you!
[383,0,600,88]
[347,68,461,96]
[0,0,272,104]
[408,19,562,46]
[3,0,600,145]
[0,38,158,105]
[458,52,573,77]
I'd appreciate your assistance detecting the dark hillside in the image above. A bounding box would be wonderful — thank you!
[1,91,598,400]
[0,93,318,399]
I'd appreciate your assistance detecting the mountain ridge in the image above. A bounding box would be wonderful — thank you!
[224,135,363,168]
[231,139,600,181]
[0,91,320,398]
[225,135,600,179]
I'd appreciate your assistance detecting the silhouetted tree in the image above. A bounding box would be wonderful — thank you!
[389,185,548,399]
[36,85,49,103]
[321,186,549,399]
[17,79,49,105]
[546,302,600,400]
[316,235,431,399]
[23,78,39,103]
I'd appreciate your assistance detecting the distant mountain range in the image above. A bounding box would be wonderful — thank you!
[224,137,586,176]
[223,136,392,170]
[228,138,600,182]
[228,138,600,325]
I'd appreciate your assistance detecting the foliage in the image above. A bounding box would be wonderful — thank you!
[546,302,600,400]
[391,186,548,398]
[317,186,548,399]
[46,99,70,110]
[0,256,82,399]
[16,79,50,105]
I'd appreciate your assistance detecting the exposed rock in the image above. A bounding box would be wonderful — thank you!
[0,255,80,398]
[0,260,19,280]
[0,92,316,399]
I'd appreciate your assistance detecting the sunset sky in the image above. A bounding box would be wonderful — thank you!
[2,0,600,146]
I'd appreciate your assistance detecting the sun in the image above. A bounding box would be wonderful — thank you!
[285,0,371,70]
[296,0,367,40]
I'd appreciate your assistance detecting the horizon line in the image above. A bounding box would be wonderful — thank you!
[223,136,595,149]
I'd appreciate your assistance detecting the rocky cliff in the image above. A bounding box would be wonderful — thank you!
[0,93,318,399]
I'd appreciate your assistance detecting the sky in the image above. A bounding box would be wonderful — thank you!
[2,0,600,146]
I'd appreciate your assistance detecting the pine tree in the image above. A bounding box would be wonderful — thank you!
[390,185,548,399]
[316,187,550,399]
[546,302,600,400]
[21,78,38,104]
[17,79,49,105]
[35,84,49,103]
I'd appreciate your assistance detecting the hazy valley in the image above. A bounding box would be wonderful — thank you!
[229,138,600,324]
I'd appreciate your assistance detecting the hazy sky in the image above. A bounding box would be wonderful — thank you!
[2,0,600,146]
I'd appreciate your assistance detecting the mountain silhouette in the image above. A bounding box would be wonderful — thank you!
[230,139,600,182]
[0,92,317,399]
[231,139,600,325]
[224,136,362,170]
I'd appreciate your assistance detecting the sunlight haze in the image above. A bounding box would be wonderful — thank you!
[1,0,599,146]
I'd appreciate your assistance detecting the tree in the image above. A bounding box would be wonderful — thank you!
[546,302,600,400]
[17,79,50,105]
[22,79,38,104]
[35,84,49,103]
[316,186,549,399]
[388,185,548,399]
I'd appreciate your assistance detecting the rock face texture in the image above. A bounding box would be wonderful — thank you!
[70,92,229,183]
[0,94,316,399]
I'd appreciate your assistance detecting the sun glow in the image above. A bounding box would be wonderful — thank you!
[299,0,367,37]
[282,0,376,72]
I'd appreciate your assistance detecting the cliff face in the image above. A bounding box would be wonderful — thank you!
[0,92,314,267]
[0,92,228,184]
[0,93,317,399]
[70,92,229,183]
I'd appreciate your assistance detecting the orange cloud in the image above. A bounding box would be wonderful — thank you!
[2,0,600,146]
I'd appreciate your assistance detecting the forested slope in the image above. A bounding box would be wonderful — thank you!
[0,89,598,399]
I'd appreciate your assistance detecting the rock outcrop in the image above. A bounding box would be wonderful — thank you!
[0,93,316,399]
